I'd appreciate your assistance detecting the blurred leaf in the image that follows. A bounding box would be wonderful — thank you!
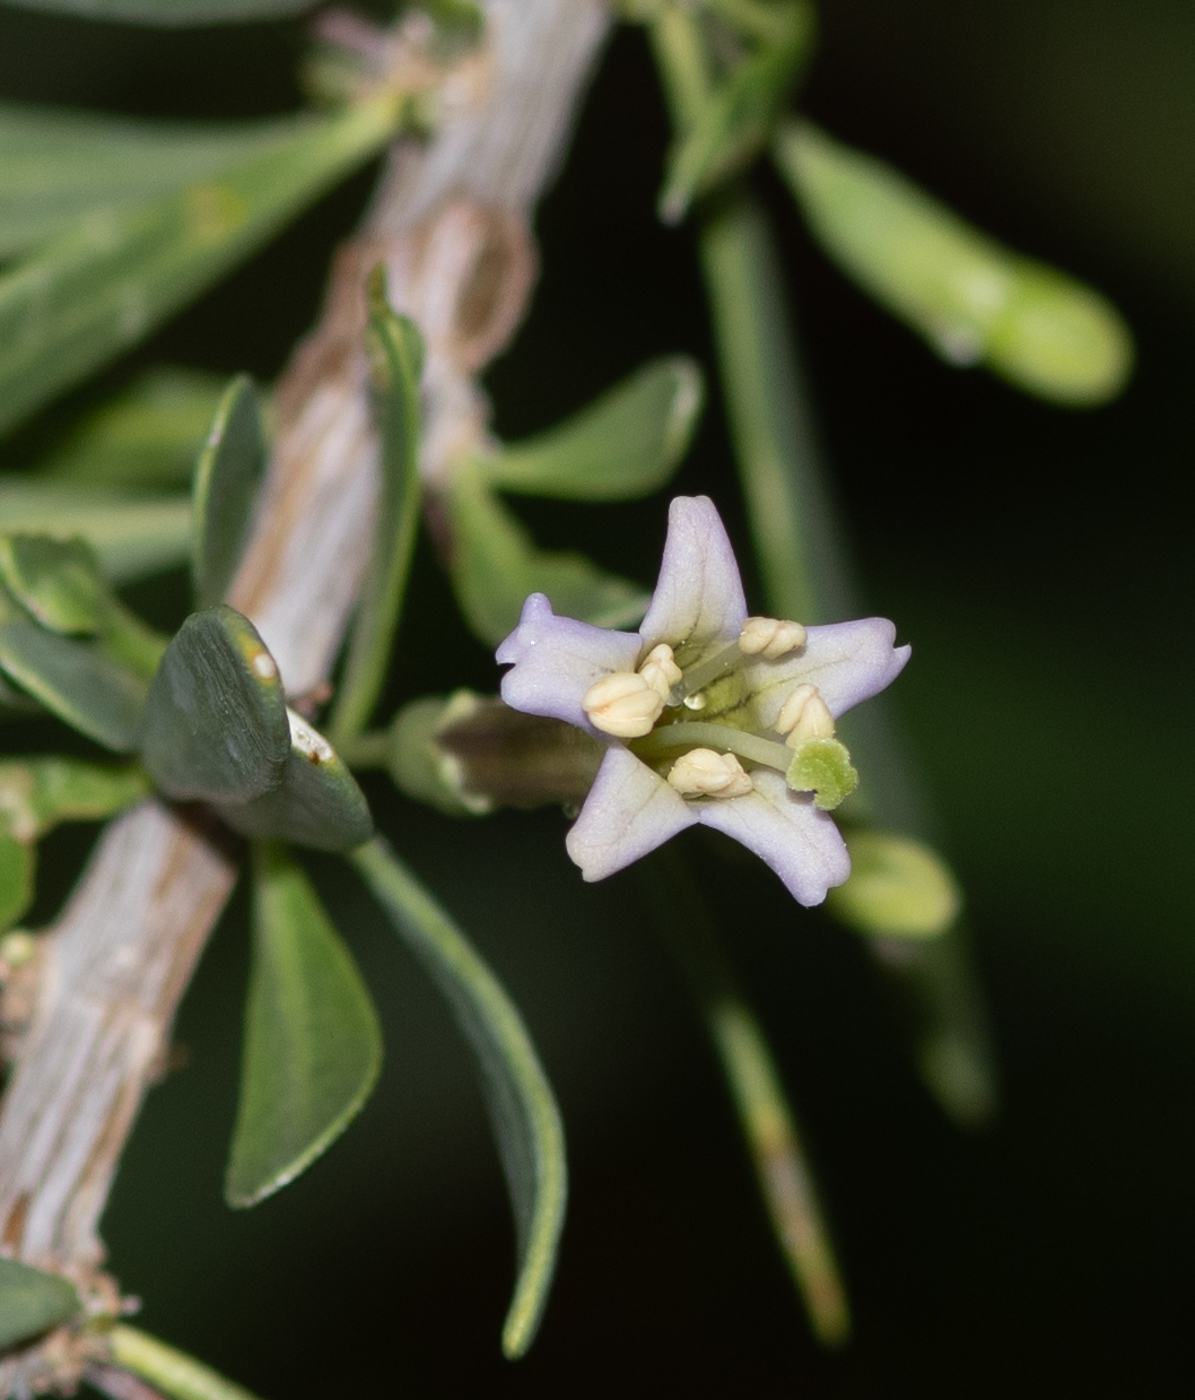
[141,606,289,803]
[107,1325,267,1400]
[828,829,961,940]
[0,0,317,32]
[192,376,267,609]
[218,709,374,853]
[329,273,423,746]
[0,96,401,439]
[0,482,190,582]
[352,838,567,1358]
[659,0,815,224]
[447,473,648,646]
[0,755,148,842]
[773,119,1133,405]
[0,596,147,751]
[0,1257,80,1349]
[35,367,227,489]
[0,534,106,634]
[481,356,703,502]
[0,830,33,931]
[225,844,382,1209]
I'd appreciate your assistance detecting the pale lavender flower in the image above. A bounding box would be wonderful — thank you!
[496,496,909,906]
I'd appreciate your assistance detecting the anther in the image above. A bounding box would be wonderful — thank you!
[776,683,836,745]
[739,616,808,660]
[667,748,754,799]
[583,672,665,738]
[638,643,683,702]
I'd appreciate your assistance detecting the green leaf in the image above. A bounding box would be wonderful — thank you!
[0,1256,80,1349]
[772,119,1134,406]
[34,367,227,489]
[226,844,382,1209]
[217,708,373,853]
[192,376,268,609]
[0,482,191,583]
[0,602,147,752]
[328,273,423,746]
[481,357,703,502]
[659,0,815,224]
[0,0,317,34]
[351,838,567,1358]
[141,606,289,803]
[0,755,148,842]
[0,831,34,932]
[0,534,107,635]
[447,473,648,646]
[827,829,962,940]
[0,97,401,439]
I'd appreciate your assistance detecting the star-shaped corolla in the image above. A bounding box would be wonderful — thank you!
[496,496,909,906]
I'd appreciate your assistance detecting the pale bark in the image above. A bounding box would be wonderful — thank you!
[0,3,608,1388]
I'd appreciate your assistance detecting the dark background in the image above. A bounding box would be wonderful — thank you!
[2,1,1193,1394]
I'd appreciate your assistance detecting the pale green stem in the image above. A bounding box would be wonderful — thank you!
[337,728,391,770]
[106,1325,266,1400]
[635,719,791,773]
[645,850,851,1346]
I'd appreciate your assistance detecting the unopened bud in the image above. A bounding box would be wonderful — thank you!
[776,683,836,743]
[739,616,808,659]
[583,671,665,738]
[637,643,683,701]
[667,748,754,799]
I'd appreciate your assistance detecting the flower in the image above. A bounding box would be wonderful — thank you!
[495,496,909,906]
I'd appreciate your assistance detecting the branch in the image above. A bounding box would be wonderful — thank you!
[0,3,608,1388]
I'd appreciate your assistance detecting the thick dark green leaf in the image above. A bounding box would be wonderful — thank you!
[328,273,423,746]
[352,838,567,1358]
[0,831,33,931]
[0,97,401,438]
[141,606,289,803]
[0,482,191,582]
[218,709,373,853]
[34,367,226,488]
[481,357,703,502]
[0,534,106,634]
[192,375,267,608]
[226,844,382,1208]
[772,119,1133,406]
[0,610,147,751]
[0,0,316,32]
[659,0,815,224]
[0,1258,80,1348]
[447,473,648,646]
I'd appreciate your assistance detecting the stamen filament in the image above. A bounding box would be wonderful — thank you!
[668,642,742,704]
[634,721,792,774]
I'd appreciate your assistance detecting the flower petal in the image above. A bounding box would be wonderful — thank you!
[747,617,911,728]
[497,592,642,732]
[695,770,850,906]
[638,496,748,654]
[566,746,698,880]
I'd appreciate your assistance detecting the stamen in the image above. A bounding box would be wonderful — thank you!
[583,671,666,738]
[635,720,793,775]
[667,748,754,799]
[739,616,807,659]
[638,643,683,702]
[776,683,836,745]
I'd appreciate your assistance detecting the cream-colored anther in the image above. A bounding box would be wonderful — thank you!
[667,748,754,799]
[583,671,666,738]
[739,615,808,660]
[776,683,836,745]
[637,643,683,702]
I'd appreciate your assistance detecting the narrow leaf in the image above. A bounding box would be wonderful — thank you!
[773,119,1133,406]
[107,1325,266,1400]
[0,482,191,582]
[0,0,317,34]
[218,708,373,853]
[0,831,34,932]
[226,844,382,1208]
[351,838,567,1358]
[192,376,268,608]
[482,357,703,502]
[328,273,423,746]
[141,606,289,803]
[447,473,648,646]
[0,96,400,438]
[0,1257,80,1349]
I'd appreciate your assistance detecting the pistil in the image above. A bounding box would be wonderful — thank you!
[634,720,794,774]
